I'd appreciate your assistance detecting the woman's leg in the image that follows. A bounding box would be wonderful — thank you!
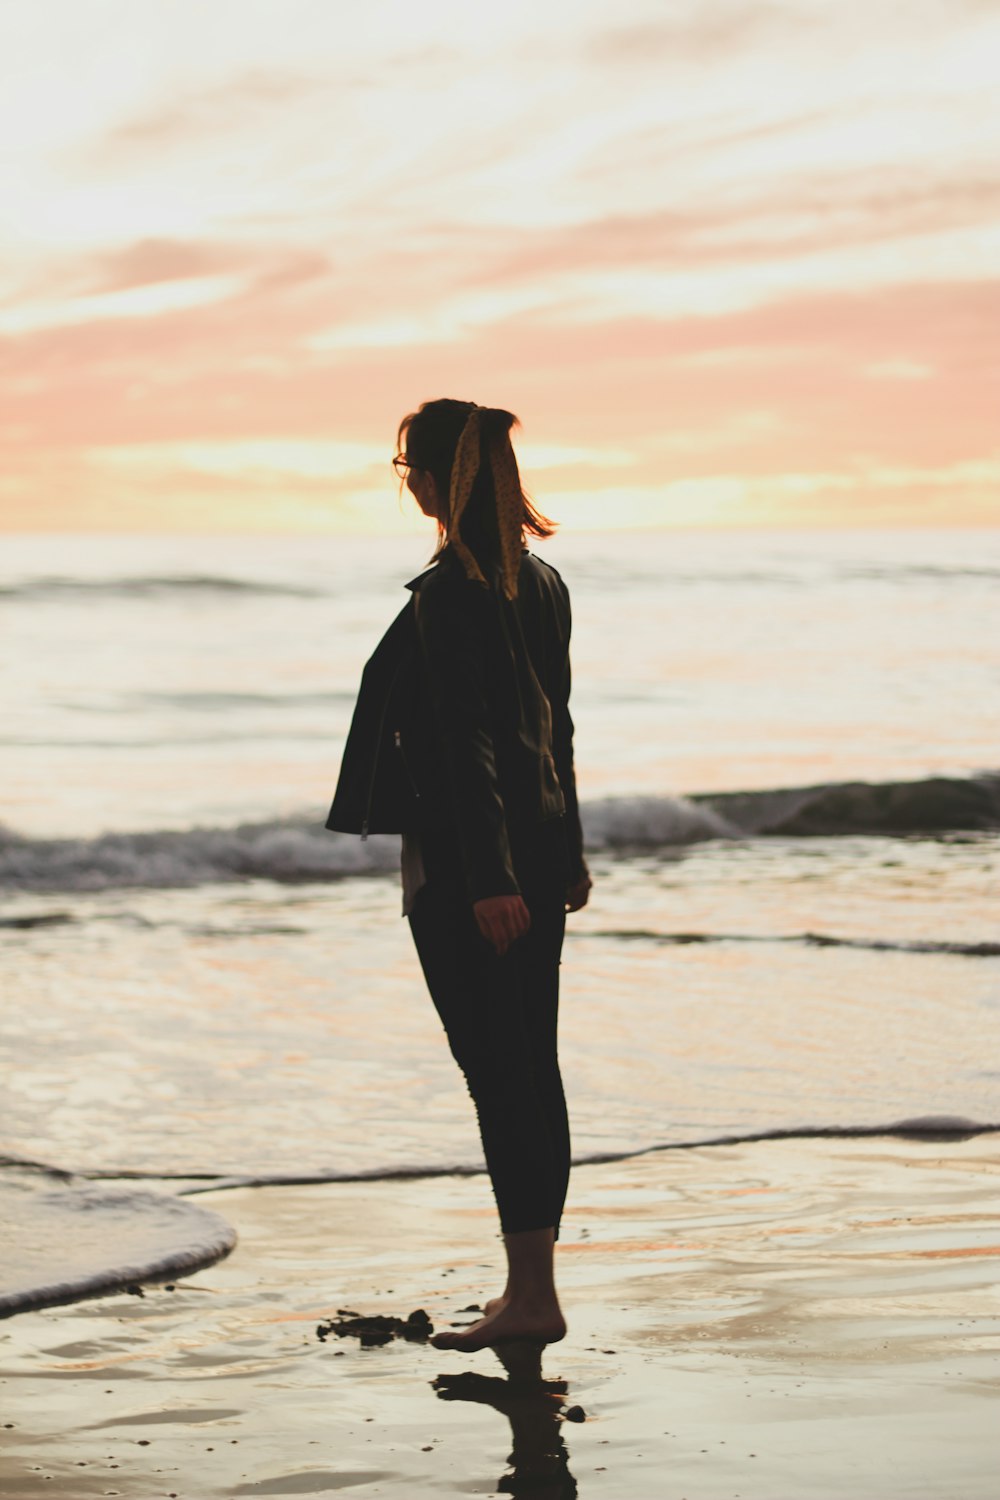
[408,864,570,1346]
[408,874,569,1238]
[516,895,571,1242]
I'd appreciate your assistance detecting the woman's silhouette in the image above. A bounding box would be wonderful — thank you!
[327,399,591,1352]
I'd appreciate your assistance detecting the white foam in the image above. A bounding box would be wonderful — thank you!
[0,1174,236,1318]
[0,801,740,893]
[0,820,400,892]
[0,797,740,893]
[583,794,740,848]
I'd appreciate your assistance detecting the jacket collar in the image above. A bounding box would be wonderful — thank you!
[404,545,529,593]
[404,564,438,593]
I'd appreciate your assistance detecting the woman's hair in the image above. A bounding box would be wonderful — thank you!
[396,397,557,566]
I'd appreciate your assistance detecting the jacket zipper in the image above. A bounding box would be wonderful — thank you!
[360,657,404,841]
[394,729,421,802]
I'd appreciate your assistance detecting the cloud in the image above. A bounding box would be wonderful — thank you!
[93,438,387,480]
[0,275,247,336]
[470,168,1000,288]
[584,2,811,67]
[0,237,336,343]
[96,69,333,153]
[863,360,933,380]
[92,238,232,293]
[544,456,1000,530]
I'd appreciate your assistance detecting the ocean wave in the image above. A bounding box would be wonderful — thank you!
[0,574,323,601]
[4,909,995,956]
[4,561,999,605]
[0,911,75,929]
[694,773,1000,838]
[50,689,354,713]
[840,563,1000,583]
[12,1116,990,1198]
[581,794,738,845]
[1,774,997,892]
[579,930,1000,958]
[0,818,399,892]
[0,1164,235,1319]
[132,688,354,709]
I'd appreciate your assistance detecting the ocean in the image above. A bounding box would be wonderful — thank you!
[1,526,998,1313]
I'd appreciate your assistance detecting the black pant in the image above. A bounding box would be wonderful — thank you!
[407,817,571,1238]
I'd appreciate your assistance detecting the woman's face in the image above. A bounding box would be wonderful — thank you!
[407,465,444,521]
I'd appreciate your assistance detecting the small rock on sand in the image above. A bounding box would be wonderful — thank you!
[316,1309,433,1347]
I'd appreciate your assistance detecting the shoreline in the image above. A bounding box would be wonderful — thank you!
[2,1133,999,1497]
[2,1117,998,1324]
[6,1109,998,1193]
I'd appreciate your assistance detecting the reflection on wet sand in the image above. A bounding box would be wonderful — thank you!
[433,1340,579,1498]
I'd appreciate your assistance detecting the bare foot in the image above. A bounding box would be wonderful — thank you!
[431,1297,567,1352]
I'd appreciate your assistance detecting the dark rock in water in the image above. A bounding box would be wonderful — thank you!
[563,1405,587,1422]
[316,1308,433,1347]
[699,773,1000,839]
[404,1308,433,1337]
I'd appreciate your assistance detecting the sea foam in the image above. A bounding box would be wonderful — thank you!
[0,1163,236,1318]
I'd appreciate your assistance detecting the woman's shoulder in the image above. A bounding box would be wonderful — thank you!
[521,549,571,605]
[521,549,566,583]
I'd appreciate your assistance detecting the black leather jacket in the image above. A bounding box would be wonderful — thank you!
[325,546,586,901]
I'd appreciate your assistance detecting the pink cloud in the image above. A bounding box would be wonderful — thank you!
[466,170,1000,286]
[583,4,814,66]
[2,272,997,483]
[93,69,331,153]
[91,238,235,293]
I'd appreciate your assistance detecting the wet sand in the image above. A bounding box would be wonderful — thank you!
[1,1133,998,1498]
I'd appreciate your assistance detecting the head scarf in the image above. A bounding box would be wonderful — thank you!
[446,406,524,600]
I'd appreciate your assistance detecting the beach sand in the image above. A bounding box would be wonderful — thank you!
[1,1133,998,1499]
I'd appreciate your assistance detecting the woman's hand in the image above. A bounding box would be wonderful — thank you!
[473,893,531,956]
[565,869,592,913]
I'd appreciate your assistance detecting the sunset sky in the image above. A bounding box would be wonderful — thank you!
[2,0,999,532]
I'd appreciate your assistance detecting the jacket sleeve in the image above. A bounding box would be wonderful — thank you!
[414,580,520,903]
[551,584,588,884]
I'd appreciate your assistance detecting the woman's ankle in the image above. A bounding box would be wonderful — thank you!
[504,1287,561,1311]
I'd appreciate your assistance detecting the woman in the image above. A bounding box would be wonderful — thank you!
[326,398,591,1352]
